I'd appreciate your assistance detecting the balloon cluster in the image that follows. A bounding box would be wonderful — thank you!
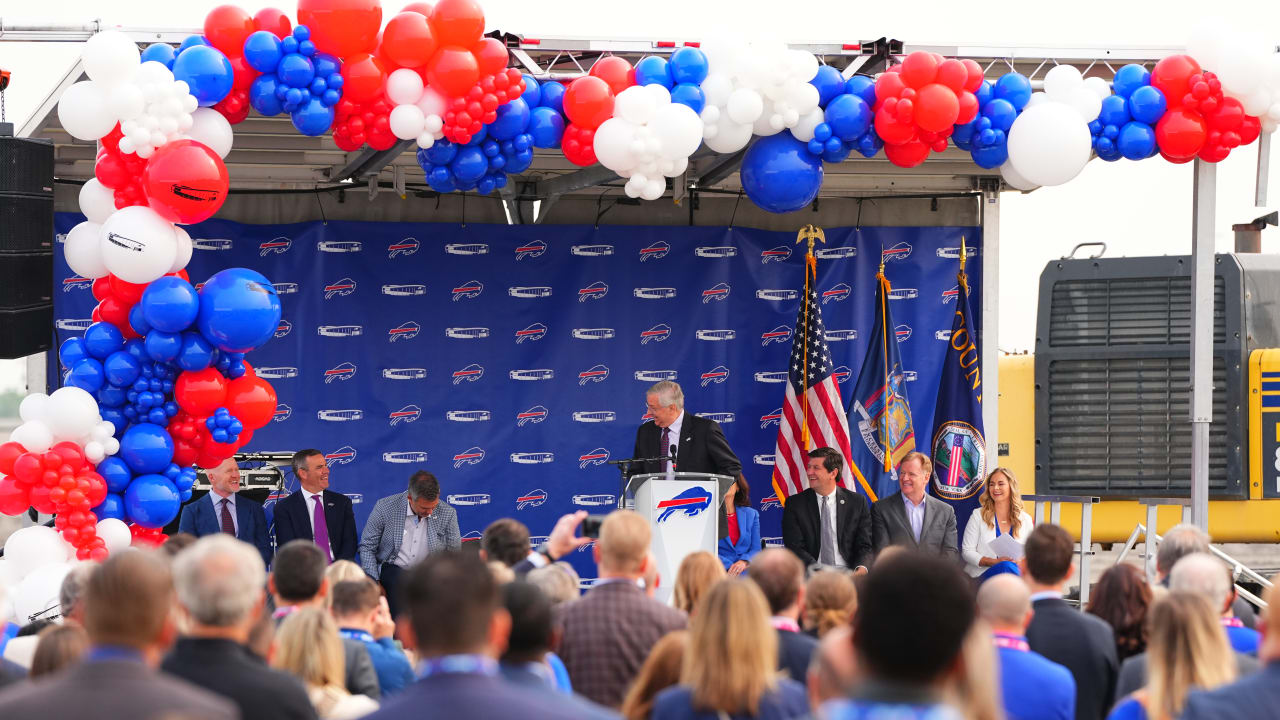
[1151,56,1261,164]
[1092,64,1165,162]
[333,95,397,151]
[1005,66,1107,187]
[561,58,636,166]
[872,52,984,168]
[415,122,533,195]
[953,74,1030,169]
[594,85,702,200]
[245,25,345,136]
[524,77,567,148]
[697,38,820,154]
[1187,21,1280,133]
[633,48,711,114]
[91,125,148,211]
[793,75,879,163]
[387,68,448,149]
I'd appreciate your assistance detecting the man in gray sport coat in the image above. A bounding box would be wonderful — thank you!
[871,451,959,559]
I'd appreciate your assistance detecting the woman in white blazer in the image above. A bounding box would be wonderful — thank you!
[961,467,1033,580]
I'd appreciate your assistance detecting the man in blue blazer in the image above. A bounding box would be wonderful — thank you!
[1181,581,1280,719]
[978,574,1075,720]
[273,449,358,563]
[177,458,273,566]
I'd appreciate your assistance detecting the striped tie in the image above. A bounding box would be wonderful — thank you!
[219,498,234,535]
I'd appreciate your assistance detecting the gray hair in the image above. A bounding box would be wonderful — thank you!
[1169,552,1232,611]
[173,535,266,627]
[1157,523,1211,575]
[59,563,96,619]
[646,380,684,410]
[976,573,1031,627]
[527,563,580,607]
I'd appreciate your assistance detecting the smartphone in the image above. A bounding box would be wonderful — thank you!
[582,514,605,539]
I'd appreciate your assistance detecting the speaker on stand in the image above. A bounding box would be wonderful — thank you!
[0,124,55,359]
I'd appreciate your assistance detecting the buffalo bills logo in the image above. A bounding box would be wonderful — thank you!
[881,242,912,263]
[389,405,422,426]
[579,365,609,385]
[62,277,92,293]
[578,282,609,302]
[517,489,548,510]
[656,487,713,522]
[325,446,357,466]
[942,285,960,304]
[516,323,548,343]
[760,495,782,510]
[760,408,782,428]
[389,322,420,342]
[388,238,419,258]
[453,447,486,468]
[452,364,484,384]
[275,320,292,338]
[324,362,356,383]
[517,406,548,427]
[579,448,610,469]
[640,324,671,344]
[451,280,483,301]
[515,240,547,260]
[259,237,291,256]
[895,324,913,342]
[640,241,670,261]
[324,278,357,299]
[821,283,851,304]
[702,283,730,303]
[761,246,792,263]
[700,366,729,387]
[762,326,792,346]
[833,365,852,383]
[273,404,292,423]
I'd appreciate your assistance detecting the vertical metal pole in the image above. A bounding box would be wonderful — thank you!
[1257,132,1271,207]
[1035,501,1045,526]
[1050,502,1061,526]
[1145,505,1159,580]
[1190,160,1216,531]
[981,190,1000,466]
[1079,502,1093,609]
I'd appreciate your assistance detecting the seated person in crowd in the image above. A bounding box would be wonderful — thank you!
[747,549,817,684]
[719,476,761,575]
[481,518,534,568]
[871,451,958,559]
[673,551,724,616]
[978,574,1075,720]
[1180,578,1280,719]
[782,448,872,573]
[961,467,1033,580]
[330,579,414,697]
[1154,523,1255,627]
[1170,553,1260,656]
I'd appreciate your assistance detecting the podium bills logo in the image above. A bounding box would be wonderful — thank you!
[579,448,610,469]
[937,245,978,259]
[760,408,782,428]
[383,451,428,464]
[318,325,363,337]
[382,284,426,297]
[700,366,729,387]
[635,370,677,382]
[516,323,547,343]
[389,405,422,426]
[259,237,291,256]
[453,447,486,468]
[62,277,92,292]
[881,242,913,263]
[256,366,298,379]
[702,283,730,303]
[756,289,798,301]
[452,364,484,384]
[317,409,363,422]
[447,494,490,506]
[889,287,918,300]
[510,368,554,381]
[389,322,420,342]
[324,278,356,299]
[815,246,856,259]
[578,281,609,302]
[318,240,362,253]
[573,328,615,340]
[698,412,735,424]
[446,243,488,255]
[388,238,419,258]
[324,362,356,383]
[510,452,554,464]
[754,371,787,383]
[451,280,484,301]
[383,368,427,380]
[445,327,489,339]
[641,324,671,344]
[517,489,548,510]
[640,241,669,261]
[656,486,713,522]
[826,330,857,342]
[761,245,792,263]
[515,240,546,260]
[273,404,292,422]
[695,246,738,258]
[192,238,232,251]
[931,421,987,501]
[696,329,735,341]
[573,494,616,507]
[446,410,491,422]
[822,283,851,304]
[509,286,552,298]
[942,285,960,304]
[762,326,792,346]
[753,454,776,466]
[895,324,913,342]
[572,411,616,423]
[760,494,782,511]
[272,282,299,295]
[325,446,357,467]
[517,406,549,426]
[833,366,852,383]
[579,365,609,385]
[571,244,614,256]
[275,320,292,338]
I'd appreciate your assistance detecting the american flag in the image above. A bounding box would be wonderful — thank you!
[770,283,855,499]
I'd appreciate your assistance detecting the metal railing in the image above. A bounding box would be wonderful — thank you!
[1025,494,1101,608]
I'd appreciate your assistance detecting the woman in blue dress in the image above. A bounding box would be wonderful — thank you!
[718,476,760,576]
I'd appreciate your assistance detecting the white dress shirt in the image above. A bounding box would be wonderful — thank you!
[961,508,1034,577]
[903,493,927,542]
[395,499,432,567]
[815,487,847,568]
[662,411,685,466]
[209,490,238,535]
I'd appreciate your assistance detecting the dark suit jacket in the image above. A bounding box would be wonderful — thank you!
[0,658,236,720]
[776,628,818,684]
[557,580,688,708]
[498,662,617,720]
[362,670,613,720]
[781,486,873,569]
[178,493,274,566]
[273,488,358,562]
[1181,661,1280,720]
[631,413,742,478]
[871,491,959,559]
[1025,597,1118,720]
[161,637,315,720]
[1114,648,1259,704]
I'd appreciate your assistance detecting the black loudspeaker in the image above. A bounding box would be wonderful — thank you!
[0,132,55,359]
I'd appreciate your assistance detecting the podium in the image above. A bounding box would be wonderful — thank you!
[627,472,735,604]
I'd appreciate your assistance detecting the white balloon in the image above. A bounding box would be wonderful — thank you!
[424,114,444,134]
[157,115,179,136]
[14,564,72,625]
[643,83,672,106]
[786,49,820,83]
[84,441,106,464]
[1000,161,1039,191]
[1025,92,1050,108]
[791,107,825,142]
[389,104,427,140]
[57,81,116,141]
[1043,65,1083,101]
[727,88,764,124]
[650,103,703,159]
[700,105,721,126]
[704,116,753,153]
[386,69,425,106]
[9,421,53,453]
[104,436,120,456]
[787,82,820,116]
[78,180,116,225]
[1187,20,1231,80]
[1007,102,1093,187]
[181,93,199,114]
[63,221,108,279]
[18,394,50,423]
[47,386,100,442]
[97,519,132,556]
[417,132,436,149]
[1068,87,1103,122]
[416,86,448,119]
[615,86,658,126]
[107,82,146,122]
[83,30,139,86]
[701,73,734,107]
[184,108,233,158]
[753,106,783,136]
[3,527,66,582]
[1083,76,1112,101]
[99,206,178,284]
[642,178,665,201]
[593,118,640,174]
[170,225,193,273]
[1242,87,1272,117]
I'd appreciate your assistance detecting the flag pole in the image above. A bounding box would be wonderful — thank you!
[796,224,825,450]
[878,255,894,472]
[958,235,968,295]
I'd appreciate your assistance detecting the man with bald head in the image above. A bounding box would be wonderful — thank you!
[178,458,273,566]
[978,574,1075,720]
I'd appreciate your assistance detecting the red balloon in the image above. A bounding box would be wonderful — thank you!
[142,139,229,224]
[563,76,615,130]
[934,60,967,93]
[914,83,960,132]
[175,368,229,416]
[402,2,433,14]
[225,376,278,430]
[0,443,23,477]
[229,55,259,93]
[96,296,132,331]
[381,12,437,69]
[960,59,984,93]
[874,71,907,108]
[899,52,939,89]
[561,123,598,166]
[1208,97,1244,132]
[108,274,148,304]
[234,428,255,450]
[956,91,979,125]
[51,442,85,472]
[1151,55,1202,111]
[29,484,55,515]
[297,0,383,58]
[429,0,485,47]
[885,140,929,167]
[94,151,129,189]
[341,53,388,102]
[589,56,634,95]
[253,8,293,38]
[0,477,29,516]
[1239,115,1261,146]
[427,45,481,97]
[214,89,251,124]
[473,37,508,76]
[91,277,112,301]
[1155,108,1208,160]
[204,5,255,58]
[874,107,917,145]
[172,438,200,468]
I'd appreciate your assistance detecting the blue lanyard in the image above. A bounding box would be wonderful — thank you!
[339,629,375,644]
[417,654,498,679]
[87,645,144,663]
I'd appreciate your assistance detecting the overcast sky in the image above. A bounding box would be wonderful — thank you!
[2,0,1277,392]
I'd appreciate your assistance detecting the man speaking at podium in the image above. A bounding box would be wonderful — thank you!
[631,380,742,485]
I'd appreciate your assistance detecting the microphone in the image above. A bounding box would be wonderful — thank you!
[666,444,677,481]
[669,444,678,464]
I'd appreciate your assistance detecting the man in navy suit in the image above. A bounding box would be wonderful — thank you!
[978,574,1075,720]
[748,548,818,684]
[273,449,358,563]
[1181,579,1280,719]
[177,458,273,566]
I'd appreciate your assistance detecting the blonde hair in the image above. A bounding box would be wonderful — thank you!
[1144,592,1235,720]
[273,607,346,689]
[488,560,516,585]
[598,511,651,575]
[681,580,779,715]
[945,619,1004,720]
[803,571,858,637]
[899,451,933,477]
[325,559,366,586]
[620,631,688,720]
[673,551,725,614]
[979,468,1026,539]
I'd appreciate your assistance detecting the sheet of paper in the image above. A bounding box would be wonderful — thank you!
[989,532,1025,561]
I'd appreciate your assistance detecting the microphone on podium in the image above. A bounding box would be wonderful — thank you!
[666,444,677,481]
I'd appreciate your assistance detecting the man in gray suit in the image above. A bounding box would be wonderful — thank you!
[871,451,959,559]
[0,550,236,720]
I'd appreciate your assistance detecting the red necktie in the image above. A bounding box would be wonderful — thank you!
[219,498,235,535]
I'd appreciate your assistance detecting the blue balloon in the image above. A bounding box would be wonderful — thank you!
[98,386,127,408]
[178,35,209,54]
[197,268,283,353]
[427,169,456,193]
[669,47,709,86]
[176,331,216,371]
[451,146,489,183]
[982,98,1018,133]
[313,52,340,79]
[84,322,124,359]
[120,423,175,475]
[539,81,565,114]
[59,336,89,369]
[465,125,488,145]
[1113,64,1151,99]
[124,473,180,528]
[670,83,705,114]
[141,43,177,69]
[482,139,501,158]
[125,338,148,365]
[1117,121,1157,160]
[854,130,882,159]
[243,31,283,73]
[974,80,994,108]
[740,134,824,214]
[424,139,457,165]
[1099,95,1130,128]
[824,94,872,142]
[811,66,846,108]
[1127,85,1167,125]
[513,133,532,152]
[144,330,181,363]
[68,358,105,393]
[822,140,852,164]
[634,56,673,88]
[140,276,200,333]
[994,73,1032,110]
[92,493,127,522]
[172,45,234,107]
[477,177,496,195]
[128,304,152,337]
[806,138,825,156]
[520,74,542,108]
[291,96,335,136]
[103,351,142,388]
[100,408,127,437]
[970,143,1009,169]
[528,106,565,148]
[813,123,832,143]
[506,151,534,174]
[844,75,877,108]
[278,53,316,89]
[250,74,285,116]
[490,98,531,140]
[952,121,977,150]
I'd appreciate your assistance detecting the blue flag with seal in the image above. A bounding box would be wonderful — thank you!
[928,239,986,539]
[847,265,916,503]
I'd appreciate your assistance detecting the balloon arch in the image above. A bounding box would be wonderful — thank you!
[2,0,1278,566]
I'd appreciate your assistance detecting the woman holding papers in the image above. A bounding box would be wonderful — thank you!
[961,468,1034,581]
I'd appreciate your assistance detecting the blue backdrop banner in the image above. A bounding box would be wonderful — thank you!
[52,215,980,582]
